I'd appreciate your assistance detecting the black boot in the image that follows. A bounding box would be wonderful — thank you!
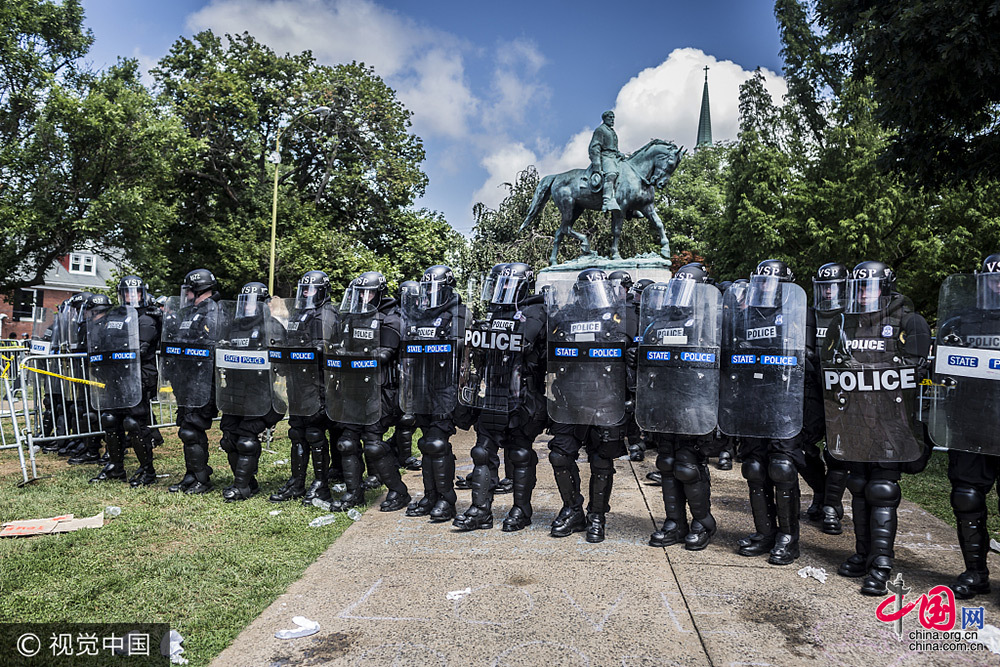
[586,512,606,543]
[224,436,260,502]
[269,442,309,502]
[406,463,438,517]
[951,508,991,599]
[302,440,331,506]
[366,439,409,512]
[330,441,364,511]
[839,474,871,577]
[738,481,776,556]
[769,485,800,565]
[650,470,688,547]
[716,450,733,471]
[860,479,899,595]
[184,432,214,495]
[550,462,586,537]
[821,466,848,535]
[453,456,494,531]
[429,452,457,522]
[585,469,613,544]
[503,450,537,532]
[683,476,717,551]
[68,438,102,465]
[129,434,157,487]
[89,430,127,483]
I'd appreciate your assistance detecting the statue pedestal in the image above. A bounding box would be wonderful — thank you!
[537,253,673,288]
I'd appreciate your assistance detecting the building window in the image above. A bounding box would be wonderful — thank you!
[12,289,39,321]
[69,252,96,275]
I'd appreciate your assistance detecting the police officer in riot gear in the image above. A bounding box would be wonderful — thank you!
[610,270,646,463]
[826,261,931,595]
[393,280,422,472]
[454,262,546,531]
[90,276,162,486]
[546,268,634,543]
[399,265,468,522]
[217,282,284,502]
[724,260,810,566]
[270,270,337,503]
[641,263,720,550]
[68,293,112,465]
[813,263,850,534]
[328,271,409,512]
[165,269,222,494]
[929,254,1000,600]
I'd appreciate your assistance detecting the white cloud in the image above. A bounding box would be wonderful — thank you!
[482,38,549,132]
[186,0,478,140]
[471,47,787,213]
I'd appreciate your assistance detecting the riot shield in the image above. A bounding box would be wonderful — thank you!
[545,280,628,426]
[821,296,924,462]
[719,279,806,439]
[267,298,328,417]
[399,291,466,415]
[927,274,1000,454]
[458,316,523,413]
[86,305,141,410]
[159,296,222,409]
[636,282,721,435]
[324,308,381,425]
[215,300,272,417]
[29,308,55,356]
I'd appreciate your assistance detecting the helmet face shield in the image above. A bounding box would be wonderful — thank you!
[663,278,696,308]
[747,275,781,308]
[236,292,264,319]
[574,280,614,310]
[813,279,845,311]
[977,271,1000,310]
[119,285,145,308]
[847,278,888,313]
[340,285,378,314]
[179,284,199,309]
[418,279,450,309]
[295,283,323,310]
[490,275,524,305]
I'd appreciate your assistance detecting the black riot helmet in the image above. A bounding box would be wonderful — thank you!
[236,282,269,320]
[663,262,711,308]
[295,270,330,310]
[847,260,894,314]
[490,262,534,306]
[481,263,508,302]
[748,259,793,308]
[67,292,91,322]
[342,271,387,313]
[399,280,419,298]
[630,278,655,305]
[608,270,633,302]
[574,268,615,310]
[977,254,1000,311]
[180,268,218,308]
[118,275,148,308]
[419,265,455,308]
[813,262,848,311]
[85,293,112,313]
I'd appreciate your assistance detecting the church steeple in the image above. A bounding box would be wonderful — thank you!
[696,66,713,149]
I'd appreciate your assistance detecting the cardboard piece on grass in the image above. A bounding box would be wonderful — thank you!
[0,512,105,537]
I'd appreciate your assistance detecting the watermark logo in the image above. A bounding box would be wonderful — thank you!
[875,573,988,653]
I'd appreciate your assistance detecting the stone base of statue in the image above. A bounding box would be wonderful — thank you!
[536,252,673,289]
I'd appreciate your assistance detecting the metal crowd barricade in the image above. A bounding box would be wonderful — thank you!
[0,343,37,484]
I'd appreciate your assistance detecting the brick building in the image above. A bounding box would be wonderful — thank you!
[0,250,121,341]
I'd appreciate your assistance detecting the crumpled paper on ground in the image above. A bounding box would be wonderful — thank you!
[796,566,827,584]
[168,629,188,665]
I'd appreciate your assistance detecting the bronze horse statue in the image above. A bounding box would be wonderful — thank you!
[519,139,685,265]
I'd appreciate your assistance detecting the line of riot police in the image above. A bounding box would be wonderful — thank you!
[63,253,1000,601]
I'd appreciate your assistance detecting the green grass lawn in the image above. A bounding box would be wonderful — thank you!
[0,423,389,666]
[900,447,1000,537]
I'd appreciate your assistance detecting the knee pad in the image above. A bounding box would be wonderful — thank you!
[336,436,359,456]
[235,436,260,456]
[508,447,534,467]
[471,445,492,466]
[866,479,901,508]
[288,426,306,446]
[951,485,987,515]
[589,454,614,476]
[656,451,675,474]
[100,413,120,432]
[304,427,326,447]
[420,437,449,457]
[548,450,576,470]
[846,472,868,496]
[178,426,201,446]
[122,416,140,432]
[674,462,700,484]
[220,433,237,454]
[363,439,390,460]
[398,413,416,428]
[741,458,767,484]
[768,455,798,485]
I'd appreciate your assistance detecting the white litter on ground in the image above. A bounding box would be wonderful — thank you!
[978,624,1000,655]
[796,566,827,583]
[447,587,472,601]
[168,629,188,664]
[275,616,320,639]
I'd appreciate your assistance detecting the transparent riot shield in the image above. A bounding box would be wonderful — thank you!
[159,296,222,409]
[29,308,55,356]
[636,281,721,435]
[928,274,1000,454]
[545,280,628,426]
[325,310,381,425]
[267,298,328,418]
[719,279,806,439]
[821,296,924,462]
[86,305,141,410]
[399,291,467,415]
[458,316,523,413]
[215,300,272,417]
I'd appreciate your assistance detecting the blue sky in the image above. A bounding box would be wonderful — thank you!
[80,0,788,234]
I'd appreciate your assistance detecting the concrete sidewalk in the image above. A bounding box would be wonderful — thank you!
[213,430,1000,666]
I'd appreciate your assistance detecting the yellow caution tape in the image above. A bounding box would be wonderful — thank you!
[20,364,105,389]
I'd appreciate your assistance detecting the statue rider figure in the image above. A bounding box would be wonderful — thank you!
[589,110,622,212]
